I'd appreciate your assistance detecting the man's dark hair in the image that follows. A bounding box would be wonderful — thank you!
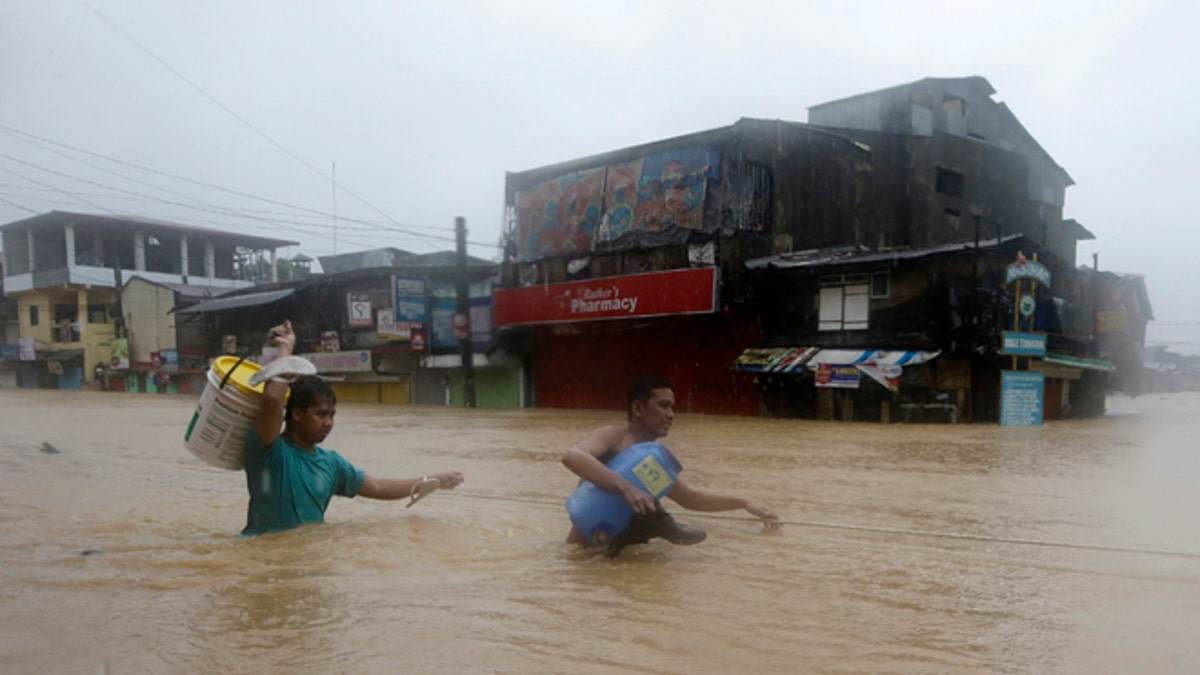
[627,375,673,418]
[286,375,336,422]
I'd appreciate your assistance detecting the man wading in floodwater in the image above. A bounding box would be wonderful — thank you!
[241,320,464,536]
[563,376,779,557]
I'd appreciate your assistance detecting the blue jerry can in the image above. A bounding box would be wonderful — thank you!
[565,442,683,546]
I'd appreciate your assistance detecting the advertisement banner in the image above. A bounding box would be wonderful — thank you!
[348,292,373,328]
[815,363,861,388]
[493,267,718,326]
[19,337,36,361]
[109,338,129,369]
[394,274,427,333]
[376,308,408,341]
[301,350,373,373]
[430,297,494,349]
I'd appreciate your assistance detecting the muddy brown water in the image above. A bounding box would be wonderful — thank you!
[1,389,1198,674]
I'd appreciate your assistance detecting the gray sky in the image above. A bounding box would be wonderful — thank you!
[3,1,1197,352]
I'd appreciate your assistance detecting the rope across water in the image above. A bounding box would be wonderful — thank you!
[449,491,1200,561]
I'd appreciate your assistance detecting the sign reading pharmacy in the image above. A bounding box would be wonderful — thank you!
[493,267,719,327]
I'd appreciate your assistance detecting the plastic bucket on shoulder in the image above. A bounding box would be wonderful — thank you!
[183,357,266,470]
[565,442,683,546]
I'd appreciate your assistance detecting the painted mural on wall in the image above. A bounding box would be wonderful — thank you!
[514,148,725,261]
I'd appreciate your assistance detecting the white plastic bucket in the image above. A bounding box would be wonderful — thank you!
[183,357,264,470]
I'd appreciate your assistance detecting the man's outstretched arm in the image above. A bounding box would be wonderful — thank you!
[666,477,778,521]
[358,471,464,500]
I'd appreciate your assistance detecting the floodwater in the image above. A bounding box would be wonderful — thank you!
[1,389,1199,674]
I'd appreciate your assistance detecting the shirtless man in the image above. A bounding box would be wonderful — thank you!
[562,375,778,557]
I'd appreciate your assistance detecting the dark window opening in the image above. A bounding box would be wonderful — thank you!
[29,305,39,326]
[88,303,107,324]
[936,168,965,198]
[870,272,890,299]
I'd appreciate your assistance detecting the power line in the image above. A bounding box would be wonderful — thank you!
[83,6,498,251]
[0,124,499,249]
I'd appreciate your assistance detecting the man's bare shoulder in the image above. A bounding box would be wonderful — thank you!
[572,424,629,456]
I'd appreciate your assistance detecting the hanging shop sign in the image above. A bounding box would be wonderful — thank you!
[493,267,718,327]
[1002,331,1047,356]
[1005,254,1051,288]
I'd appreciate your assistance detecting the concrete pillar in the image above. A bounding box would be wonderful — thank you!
[65,225,76,267]
[270,249,278,282]
[27,229,35,272]
[180,235,189,282]
[134,233,146,271]
[76,288,87,342]
[205,242,215,279]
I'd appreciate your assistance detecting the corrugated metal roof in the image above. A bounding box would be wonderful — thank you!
[745,235,1023,271]
[175,288,294,314]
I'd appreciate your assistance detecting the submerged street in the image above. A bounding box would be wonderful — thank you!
[1,389,1198,673]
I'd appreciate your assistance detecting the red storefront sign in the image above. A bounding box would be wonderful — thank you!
[494,267,719,327]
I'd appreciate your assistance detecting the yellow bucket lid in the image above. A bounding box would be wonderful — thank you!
[212,356,266,397]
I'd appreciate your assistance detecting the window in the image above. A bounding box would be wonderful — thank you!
[88,303,107,324]
[942,96,966,115]
[819,274,870,331]
[29,305,39,326]
[936,167,964,198]
[870,272,890,298]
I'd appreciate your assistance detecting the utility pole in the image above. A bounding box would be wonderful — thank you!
[455,217,476,408]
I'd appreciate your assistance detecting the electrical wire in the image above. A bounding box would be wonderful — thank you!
[0,124,500,250]
[81,6,500,251]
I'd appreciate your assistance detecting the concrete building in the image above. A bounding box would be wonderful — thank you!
[0,210,296,389]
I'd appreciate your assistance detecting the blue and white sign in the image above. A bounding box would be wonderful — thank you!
[393,274,427,331]
[1001,371,1044,426]
[1002,332,1047,356]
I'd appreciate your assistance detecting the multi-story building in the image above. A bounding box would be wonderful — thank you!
[0,210,296,389]
[493,76,1147,421]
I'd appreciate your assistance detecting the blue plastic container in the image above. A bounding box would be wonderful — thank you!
[565,442,683,546]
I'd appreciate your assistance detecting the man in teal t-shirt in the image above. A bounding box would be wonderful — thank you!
[242,320,464,536]
[242,427,366,535]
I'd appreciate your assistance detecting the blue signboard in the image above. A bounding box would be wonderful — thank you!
[393,274,427,329]
[1002,332,1047,356]
[1001,371,1044,426]
[430,296,494,350]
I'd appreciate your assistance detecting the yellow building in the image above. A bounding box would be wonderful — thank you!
[1,211,295,389]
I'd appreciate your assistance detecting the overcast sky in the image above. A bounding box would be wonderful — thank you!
[2,1,1197,352]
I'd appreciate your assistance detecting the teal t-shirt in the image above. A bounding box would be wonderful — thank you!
[242,430,366,536]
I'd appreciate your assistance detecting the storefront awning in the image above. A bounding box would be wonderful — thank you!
[175,288,295,314]
[734,347,941,373]
[1042,353,1115,372]
[47,349,85,363]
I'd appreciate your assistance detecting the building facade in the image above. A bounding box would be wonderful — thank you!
[493,76,1146,421]
[0,211,295,389]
